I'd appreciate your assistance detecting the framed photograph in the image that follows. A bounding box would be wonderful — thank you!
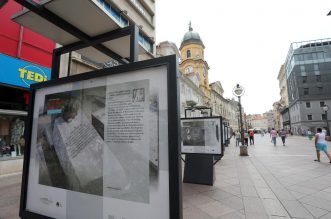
[20,56,182,219]
[180,117,223,155]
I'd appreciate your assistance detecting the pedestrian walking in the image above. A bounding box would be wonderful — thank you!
[280,129,287,146]
[249,130,254,145]
[235,131,241,146]
[243,131,249,146]
[270,128,277,146]
[314,128,331,163]
[307,130,314,140]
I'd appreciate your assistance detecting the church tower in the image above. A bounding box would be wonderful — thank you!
[179,22,211,105]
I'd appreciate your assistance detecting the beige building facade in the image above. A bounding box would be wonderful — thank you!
[273,101,283,130]
[277,64,289,107]
[246,114,268,131]
[109,0,155,60]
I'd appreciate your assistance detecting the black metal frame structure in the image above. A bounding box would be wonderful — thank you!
[51,25,139,78]
[14,0,141,79]
[19,55,182,219]
[181,116,223,185]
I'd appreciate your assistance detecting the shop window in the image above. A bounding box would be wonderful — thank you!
[0,115,26,160]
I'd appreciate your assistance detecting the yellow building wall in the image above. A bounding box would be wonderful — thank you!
[179,44,211,105]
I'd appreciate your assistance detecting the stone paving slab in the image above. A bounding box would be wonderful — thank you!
[215,211,245,219]
[319,212,331,219]
[302,203,329,218]
[198,201,237,218]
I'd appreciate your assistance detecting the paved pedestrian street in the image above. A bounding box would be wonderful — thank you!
[1,135,331,219]
[0,173,21,219]
[183,135,331,219]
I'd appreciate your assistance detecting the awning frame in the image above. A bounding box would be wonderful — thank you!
[52,25,139,78]
[14,0,139,79]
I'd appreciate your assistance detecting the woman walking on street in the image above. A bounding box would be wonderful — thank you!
[280,129,287,146]
[314,128,331,163]
[270,128,277,146]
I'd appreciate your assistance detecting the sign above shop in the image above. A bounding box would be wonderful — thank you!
[0,53,51,88]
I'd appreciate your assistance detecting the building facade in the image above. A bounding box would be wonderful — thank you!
[179,24,211,105]
[246,114,268,131]
[285,39,331,135]
[0,1,55,170]
[210,81,225,118]
[179,75,205,118]
[156,41,204,118]
[264,110,274,130]
[277,64,289,107]
[272,101,283,131]
[228,99,240,132]
[100,0,155,60]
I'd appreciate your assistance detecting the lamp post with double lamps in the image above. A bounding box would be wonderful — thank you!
[322,105,330,136]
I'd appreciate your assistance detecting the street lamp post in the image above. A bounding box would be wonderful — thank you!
[233,84,245,146]
[322,105,330,136]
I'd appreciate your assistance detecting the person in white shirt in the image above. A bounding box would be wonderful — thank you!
[314,128,331,163]
[235,131,241,146]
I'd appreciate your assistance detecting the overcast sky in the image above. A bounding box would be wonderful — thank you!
[155,0,331,114]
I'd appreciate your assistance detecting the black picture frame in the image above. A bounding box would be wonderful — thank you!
[19,55,182,219]
[180,116,224,156]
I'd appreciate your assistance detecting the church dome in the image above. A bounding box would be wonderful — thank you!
[180,23,205,49]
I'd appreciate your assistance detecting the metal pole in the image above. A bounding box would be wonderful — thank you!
[238,96,244,146]
[326,110,330,136]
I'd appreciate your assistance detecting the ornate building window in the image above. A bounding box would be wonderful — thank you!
[187,50,191,58]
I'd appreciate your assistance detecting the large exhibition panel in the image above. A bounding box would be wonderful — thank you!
[20,56,181,219]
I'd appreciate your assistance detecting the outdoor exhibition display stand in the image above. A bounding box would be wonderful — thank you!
[12,1,182,218]
[19,56,182,219]
[225,125,232,146]
[181,117,224,185]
